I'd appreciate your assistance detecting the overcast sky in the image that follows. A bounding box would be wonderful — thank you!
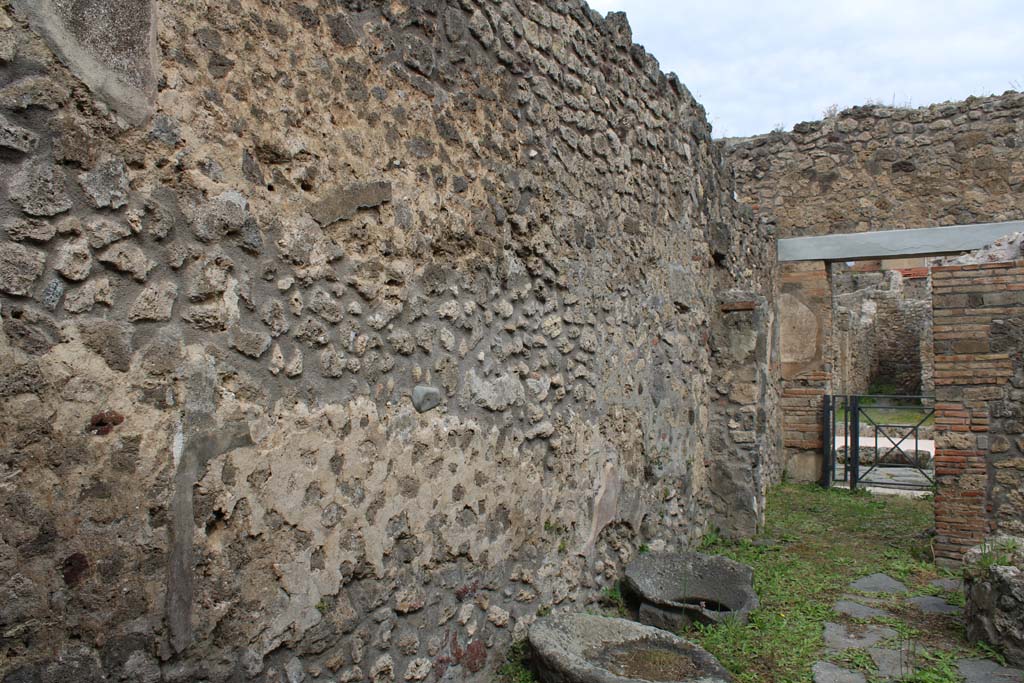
[585,0,1024,138]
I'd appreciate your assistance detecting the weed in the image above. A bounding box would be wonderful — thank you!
[830,647,873,671]
[543,519,566,535]
[599,584,628,617]
[966,537,1019,579]
[557,540,566,554]
[903,649,960,683]
[536,604,551,617]
[638,543,650,554]
[698,528,721,551]
[495,640,537,683]
[974,640,1007,667]
[684,483,934,683]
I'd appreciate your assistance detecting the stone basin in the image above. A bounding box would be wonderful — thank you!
[529,613,733,683]
[624,552,758,631]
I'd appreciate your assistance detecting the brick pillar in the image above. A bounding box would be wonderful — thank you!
[932,260,1024,565]
[779,262,832,481]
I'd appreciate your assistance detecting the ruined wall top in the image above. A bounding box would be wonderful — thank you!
[725,92,1024,238]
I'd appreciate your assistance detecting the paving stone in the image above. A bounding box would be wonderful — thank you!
[930,578,963,592]
[833,600,891,619]
[823,622,898,651]
[849,573,908,594]
[840,593,890,607]
[908,595,961,615]
[812,661,866,683]
[869,647,910,680]
[957,658,1024,683]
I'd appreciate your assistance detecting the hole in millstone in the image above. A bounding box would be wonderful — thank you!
[590,640,702,681]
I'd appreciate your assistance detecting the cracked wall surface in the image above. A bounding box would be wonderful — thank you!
[0,1,779,681]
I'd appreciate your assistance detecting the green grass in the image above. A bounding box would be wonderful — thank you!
[904,649,962,683]
[600,584,629,618]
[836,405,934,427]
[495,640,536,683]
[688,483,935,683]
[494,483,989,683]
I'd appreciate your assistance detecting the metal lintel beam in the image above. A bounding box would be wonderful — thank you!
[778,220,1024,262]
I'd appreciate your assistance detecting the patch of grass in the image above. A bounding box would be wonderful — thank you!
[494,640,538,683]
[973,640,1007,667]
[829,647,874,672]
[836,405,935,426]
[966,537,1021,579]
[904,648,961,683]
[686,483,934,683]
[599,584,628,618]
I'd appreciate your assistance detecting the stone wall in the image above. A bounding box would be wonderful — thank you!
[932,260,1024,565]
[832,267,932,397]
[0,1,779,681]
[723,94,1024,488]
[724,92,1024,237]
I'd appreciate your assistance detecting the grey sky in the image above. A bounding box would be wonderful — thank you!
[585,0,1024,138]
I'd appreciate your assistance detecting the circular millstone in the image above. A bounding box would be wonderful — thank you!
[624,552,759,631]
[529,613,733,683]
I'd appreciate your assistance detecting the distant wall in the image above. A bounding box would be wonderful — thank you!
[726,94,1024,487]
[725,92,1024,237]
[832,267,932,397]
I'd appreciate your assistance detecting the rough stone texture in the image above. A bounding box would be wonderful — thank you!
[529,613,733,683]
[78,156,130,208]
[624,551,758,631]
[0,111,38,153]
[8,158,73,217]
[11,0,157,123]
[964,537,1024,666]
[0,241,46,295]
[128,280,177,321]
[725,93,1024,238]
[832,267,932,397]
[0,2,780,681]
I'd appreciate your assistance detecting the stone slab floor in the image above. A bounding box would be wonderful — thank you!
[665,485,1022,683]
[813,572,1022,682]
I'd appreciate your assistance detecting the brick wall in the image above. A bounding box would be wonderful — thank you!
[932,260,1024,565]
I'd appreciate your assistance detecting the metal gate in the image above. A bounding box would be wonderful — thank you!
[822,395,936,491]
